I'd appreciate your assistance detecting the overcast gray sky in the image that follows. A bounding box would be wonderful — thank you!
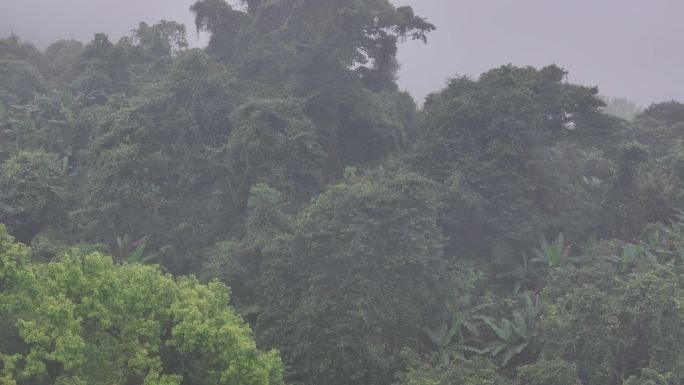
[1,0,682,106]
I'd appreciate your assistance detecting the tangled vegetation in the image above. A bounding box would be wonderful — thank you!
[2,1,684,384]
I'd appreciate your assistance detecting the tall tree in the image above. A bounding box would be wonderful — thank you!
[192,0,434,88]
[257,168,447,385]
[413,65,621,256]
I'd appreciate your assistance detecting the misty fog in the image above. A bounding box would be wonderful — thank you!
[1,0,682,105]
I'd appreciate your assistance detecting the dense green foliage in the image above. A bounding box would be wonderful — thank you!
[2,1,684,384]
[0,226,282,385]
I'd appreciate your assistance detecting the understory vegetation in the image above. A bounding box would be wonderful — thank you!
[2,1,684,384]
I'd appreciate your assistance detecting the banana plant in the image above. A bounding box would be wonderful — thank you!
[482,293,540,367]
[649,217,684,265]
[531,233,570,269]
[111,234,152,263]
[603,243,652,272]
[496,252,543,293]
[422,291,492,365]
[422,321,481,365]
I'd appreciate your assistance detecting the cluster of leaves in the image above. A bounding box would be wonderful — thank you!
[0,225,282,385]
[2,1,684,385]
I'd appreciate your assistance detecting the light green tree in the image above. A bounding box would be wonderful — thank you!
[0,225,283,385]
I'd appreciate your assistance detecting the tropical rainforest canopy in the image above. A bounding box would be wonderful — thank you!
[2,1,684,384]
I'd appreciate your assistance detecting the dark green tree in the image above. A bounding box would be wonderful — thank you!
[540,264,684,385]
[0,150,66,243]
[394,352,510,385]
[192,0,434,88]
[257,168,447,385]
[413,65,620,257]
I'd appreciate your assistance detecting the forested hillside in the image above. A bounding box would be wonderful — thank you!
[2,1,684,384]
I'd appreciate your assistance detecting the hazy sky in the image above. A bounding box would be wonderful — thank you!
[1,0,682,106]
